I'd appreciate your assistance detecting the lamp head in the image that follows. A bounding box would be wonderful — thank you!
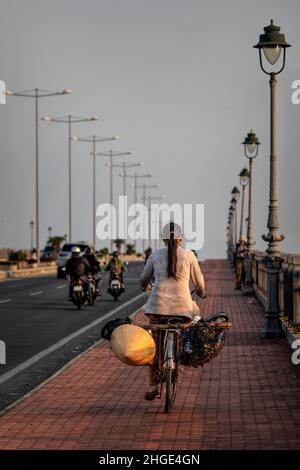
[242,130,260,158]
[254,20,290,65]
[239,167,250,186]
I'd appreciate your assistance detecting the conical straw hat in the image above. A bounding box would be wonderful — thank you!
[110,324,156,366]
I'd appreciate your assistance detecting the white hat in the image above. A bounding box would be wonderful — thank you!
[240,235,247,242]
[161,222,182,240]
[71,246,81,254]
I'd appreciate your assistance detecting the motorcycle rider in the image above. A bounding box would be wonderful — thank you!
[106,251,127,292]
[66,246,90,300]
[83,247,101,296]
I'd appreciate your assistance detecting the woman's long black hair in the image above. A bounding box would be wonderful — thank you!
[167,222,178,280]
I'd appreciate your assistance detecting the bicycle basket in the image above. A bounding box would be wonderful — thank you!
[180,318,229,368]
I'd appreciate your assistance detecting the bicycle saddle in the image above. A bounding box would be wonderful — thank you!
[205,312,229,322]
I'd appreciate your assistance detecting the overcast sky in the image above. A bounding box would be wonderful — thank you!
[0,0,300,259]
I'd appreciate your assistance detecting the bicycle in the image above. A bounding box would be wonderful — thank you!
[141,316,189,412]
[139,287,232,412]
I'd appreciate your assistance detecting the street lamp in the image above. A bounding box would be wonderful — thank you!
[117,162,142,197]
[128,173,152,206]
[136,183,159,252]
[242,130,260,287]
[30,220,34,251]
[231,187,240,246]
[228,202,235,253]
[115,162,142,248]
[227,212,233,263]
[147,195,163,251]
[228,205,235,261]
[230,198,237,246]
[254,20,290,338]
[94,150,134,250]
[239,168,249,239]
[42,114,100,242]
[48,226,52,240]
[6,88,71,264]
[72,135,119,248]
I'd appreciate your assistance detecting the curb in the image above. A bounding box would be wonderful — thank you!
[0,267,56,280]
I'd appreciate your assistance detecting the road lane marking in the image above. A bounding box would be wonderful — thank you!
[0,299,11,304]
[29,291,43,296]
[0,292,146,386]
[56,285,67,289]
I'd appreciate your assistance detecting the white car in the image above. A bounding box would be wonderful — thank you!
[56,242,92,278]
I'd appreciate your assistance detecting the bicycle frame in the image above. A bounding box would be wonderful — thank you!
[141,320,186,411]
[164,329,181,371]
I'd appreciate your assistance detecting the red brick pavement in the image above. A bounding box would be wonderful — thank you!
[0,259,300,450]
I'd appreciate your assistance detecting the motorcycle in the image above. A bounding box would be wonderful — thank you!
[71,278,86,310]
[86,273,99,306]
[108,272,123,301]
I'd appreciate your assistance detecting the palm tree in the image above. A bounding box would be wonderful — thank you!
[126,243,136,255]
[47,236,65,255]
[113,238,125,252]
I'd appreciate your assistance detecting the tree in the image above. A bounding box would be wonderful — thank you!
[9,250,27,262]
[126,243,136,255]
[113,238,125,252]
[98,247,109,258]
[47,236,65,254]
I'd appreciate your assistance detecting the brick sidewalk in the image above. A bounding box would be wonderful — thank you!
[0,260,300,450]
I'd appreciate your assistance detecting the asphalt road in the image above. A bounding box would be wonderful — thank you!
[0,261,146,412]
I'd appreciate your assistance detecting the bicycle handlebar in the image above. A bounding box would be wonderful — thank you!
[140,323,190,331]
[140,321,232,331]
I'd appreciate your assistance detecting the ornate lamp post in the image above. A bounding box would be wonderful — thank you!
[254,20,290,338]
[242,130,260,286]
[239,168,249,239]
[228,205,235,263]
[231,187,240,245]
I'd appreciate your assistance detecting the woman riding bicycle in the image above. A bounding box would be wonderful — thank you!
[140,221,205,400]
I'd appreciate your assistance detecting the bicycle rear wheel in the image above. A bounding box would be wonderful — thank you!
[164,332,180,413]
[164,366,173,413]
